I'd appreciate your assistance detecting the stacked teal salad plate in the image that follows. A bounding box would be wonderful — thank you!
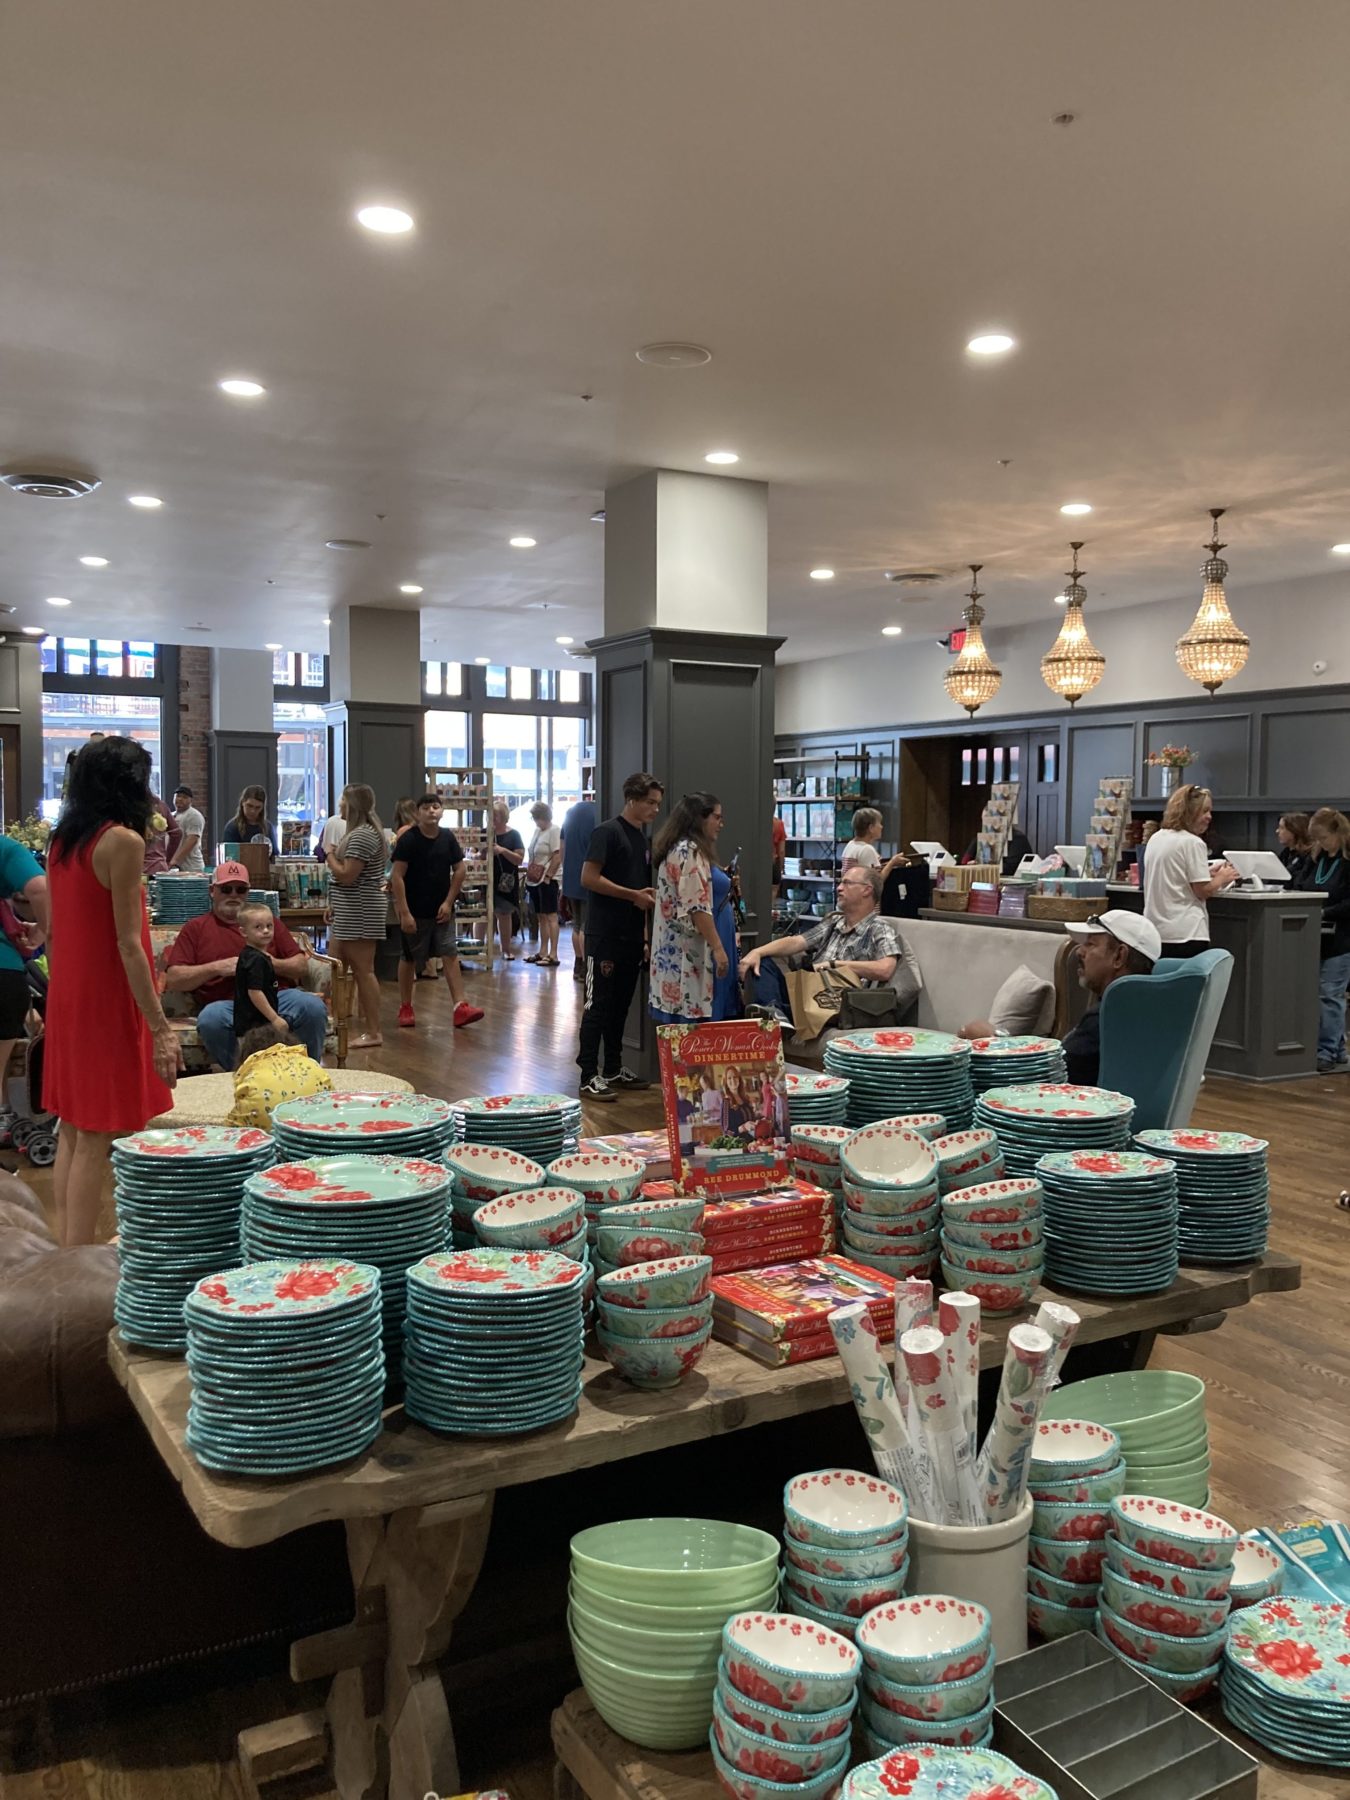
[112,1125,274,1352]
[271,1092,457,1161]
[824,1029,974,1132]
[1221,1596,1350,1767]
[1036,1149,1179,1296]
[241,1155,451,1372]
[967,1035,1067,1093]
[450,1093,583,1163]
[841,1744,1057,1799]
[785,1070,851,1126]
[403,1247,586,1436]
[1135,1128,1270,1266]
[973,1084,1134,1178]
[149,874,213,923]
[184,1259,384,1474]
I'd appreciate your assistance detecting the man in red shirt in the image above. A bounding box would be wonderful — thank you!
[162,861,328,1068]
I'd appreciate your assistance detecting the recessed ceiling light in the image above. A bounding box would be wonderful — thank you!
[22,626,44,636]
[322,616,332,626]
[881,625,903,637]
[79,555,109,568]
[636,342,713,368]
[265,642,283,651]
[399,583,424,595]
[356,204,414,235]
[555,635,575,646]
[967,333,1016,356]
[474,656,491,665]
[218,377,266,398]
[47,596,71,607]
[1060,501,1092,516]
[1332,544,1350,555]
[509,536,537,548]
[1054,593,1069,605]
[326,538,371,551]
[810,568,835,581]
[705,450,739,465]
[128,494,162,509]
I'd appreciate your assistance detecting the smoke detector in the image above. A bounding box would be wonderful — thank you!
[1,466,101,500]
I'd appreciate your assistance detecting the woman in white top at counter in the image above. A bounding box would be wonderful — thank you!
[842,807,885,875]
[1142,784,1239,958]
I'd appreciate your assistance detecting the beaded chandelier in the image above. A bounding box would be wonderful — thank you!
[1176,508,1249,695]
[944,565,1002,717]
[1041,541,1105,707]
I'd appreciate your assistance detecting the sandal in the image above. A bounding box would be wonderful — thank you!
[348,1034,383,1050]
[543,956,560,966]
[524,953,543,964]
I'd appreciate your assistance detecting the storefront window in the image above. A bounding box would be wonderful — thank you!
[425,710,470,777]
[510,666,533,701]
[484,665,507,699]
[39,637,58,675]
[273,701,329,830]
[559,668,581,704]
[41,694,162,817]
[127,641,157,679]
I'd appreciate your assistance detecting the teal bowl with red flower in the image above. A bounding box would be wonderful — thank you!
[862,1688,995,1747]
[1109,1495,1238,1569]
[1027,1533,1107,1584]
[782,1560,908,1618]
[1103,1532,1233,1601]
[1028,1459,1127,1505]
[708,1731,847,1800]
[855,1595,991,1687]
[1097,1597,1228,1672]
[595,1294,713,1341]
[595,1254,712,1310]
[714,1658,857,1746]
[1026,1593,1099,1640]
[721,1610,861,1714]
[596,1319,712,1389]
[710,1693,850,1787]
[1100,1564,1230,1635]
[783,1533,909,1582]
[1031,1498,1112,1543]
[938,1258,1039,1316]
[1094,1616,1223,1700]
[862,1655,994,1722]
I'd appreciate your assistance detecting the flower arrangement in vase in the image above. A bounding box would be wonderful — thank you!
[5,815,51,858]
[1144,745,1195,798]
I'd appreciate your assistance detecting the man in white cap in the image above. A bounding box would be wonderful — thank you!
[963,909,1161,1085]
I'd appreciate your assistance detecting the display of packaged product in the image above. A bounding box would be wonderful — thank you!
[711,1254,896,1344]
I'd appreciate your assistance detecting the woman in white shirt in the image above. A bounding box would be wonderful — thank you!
[1143,785,1238,958]
[842,806,885,874]
[523,801,564,967]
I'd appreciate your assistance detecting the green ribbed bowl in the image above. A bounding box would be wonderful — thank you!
[570,1517,779,1603]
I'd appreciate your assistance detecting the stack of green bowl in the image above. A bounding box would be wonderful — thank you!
[1042,1369,1210,1506]
[568,1517,780,1750]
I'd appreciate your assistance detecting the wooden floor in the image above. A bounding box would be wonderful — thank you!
[5,945,1349,1800]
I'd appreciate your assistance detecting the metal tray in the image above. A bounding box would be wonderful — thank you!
[993,1636,1257,1800]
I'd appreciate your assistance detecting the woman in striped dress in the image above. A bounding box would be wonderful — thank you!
[327,783,388,1048]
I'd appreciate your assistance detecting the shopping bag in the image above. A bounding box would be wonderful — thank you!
[784,965,862,1042]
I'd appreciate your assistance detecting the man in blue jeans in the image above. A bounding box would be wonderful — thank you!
[162,862,328,1068]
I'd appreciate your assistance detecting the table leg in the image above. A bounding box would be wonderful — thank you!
[277,1493,494,1800]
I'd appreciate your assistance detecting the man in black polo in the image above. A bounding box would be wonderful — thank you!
[390,793,485,1031]
[576,772,664,1103]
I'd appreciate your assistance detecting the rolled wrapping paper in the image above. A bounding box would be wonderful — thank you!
[975,1323,1055,1523]
[892,1276,933,1440]
[1033,1299,1081,1389]
[829,1302,937,1523]
[938,1290,981,1464]
[899,1325,984,1527]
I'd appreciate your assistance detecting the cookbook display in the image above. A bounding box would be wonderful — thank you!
[658,1018,792,1195]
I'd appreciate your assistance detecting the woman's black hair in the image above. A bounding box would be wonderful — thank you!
[652,791,720,864]
[51,736,154,858]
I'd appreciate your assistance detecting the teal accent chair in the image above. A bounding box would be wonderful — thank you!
[1097,949,1234,1131]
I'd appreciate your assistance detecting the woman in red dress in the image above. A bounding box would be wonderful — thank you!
[45,736,181,1245]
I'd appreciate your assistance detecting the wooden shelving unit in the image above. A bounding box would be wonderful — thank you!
[428,764,495,970]
[771,745,871,922]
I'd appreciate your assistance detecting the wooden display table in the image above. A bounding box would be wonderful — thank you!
[553,1689,715,1800]
[108,1252,1298,1800]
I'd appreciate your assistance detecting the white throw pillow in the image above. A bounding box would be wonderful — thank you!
[989,963,1055,1036]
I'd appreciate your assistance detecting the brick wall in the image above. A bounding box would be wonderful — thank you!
[177,645,212,821]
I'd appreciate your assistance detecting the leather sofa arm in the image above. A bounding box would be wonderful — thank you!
[0,1179,126,1438]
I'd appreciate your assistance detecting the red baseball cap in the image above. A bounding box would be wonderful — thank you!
[212,861,251,886]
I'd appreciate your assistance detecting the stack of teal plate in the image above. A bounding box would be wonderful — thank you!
[1037,1149,1178,1296]
[184,1259,384,1474]
[112,1125,274,1352]
[451,1093,582,1163]
[824,1029,974,1131]
[403,1247,586,1435]
[785,1070,851,1127]
[271,1091,458,1160]
[247,888,280,917]
[1042,1369,1210,1505]
[1222,1596,1350,1766]
[973,1084,1134,1179]
[967,1034,1067,1092]
[1135,1128,1270,1266]
[149,874,213,922]
[241,1154,451,1372]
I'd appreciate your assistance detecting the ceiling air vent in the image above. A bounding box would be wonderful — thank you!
[1,466,101,499]
[884,569,944,587]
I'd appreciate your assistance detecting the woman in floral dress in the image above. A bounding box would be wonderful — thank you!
[648,792,728,1024]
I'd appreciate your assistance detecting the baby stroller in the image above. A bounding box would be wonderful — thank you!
[0,917,58,1167]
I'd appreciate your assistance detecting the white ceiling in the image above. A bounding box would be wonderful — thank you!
[3,0,1349,667]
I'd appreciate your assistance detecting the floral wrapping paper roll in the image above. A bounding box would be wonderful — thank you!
[975,1323,1055,1521]
[938,1290,981,1463]
[891,1276,933,1439]
[830,1301,936,1521]
[1033,1299,1081,1390]
[900,1325,983,1526]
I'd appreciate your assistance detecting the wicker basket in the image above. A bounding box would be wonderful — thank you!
[934,889,970,912]
[937,864,999,894]
[1027,895,1100,923]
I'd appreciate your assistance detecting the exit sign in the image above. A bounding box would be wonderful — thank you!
[949,627,967,654]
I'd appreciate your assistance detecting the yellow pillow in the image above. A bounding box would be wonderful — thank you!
[228,1043,333,1131]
